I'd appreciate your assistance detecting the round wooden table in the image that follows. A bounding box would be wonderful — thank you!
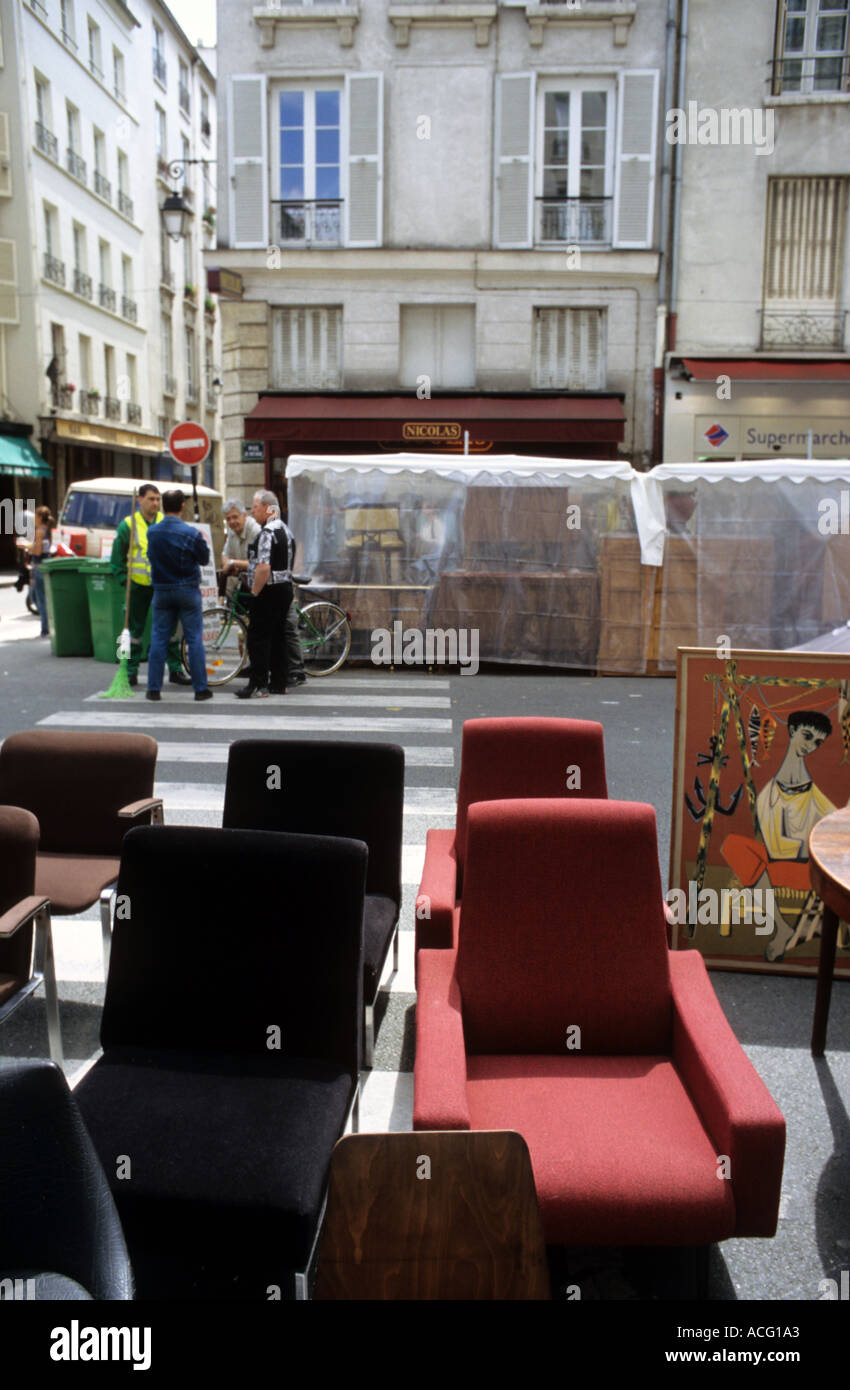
[808,807,850,1057]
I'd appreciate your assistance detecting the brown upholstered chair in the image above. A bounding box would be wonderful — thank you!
[313,1131,550,1300]
[0,731,162,976]
[0,806,63,1067]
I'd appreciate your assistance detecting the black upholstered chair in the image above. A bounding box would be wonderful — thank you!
[0,1060,133,1300]
[74,824,367,1300]
[222,740,404,1067]
[0,806,63,1068]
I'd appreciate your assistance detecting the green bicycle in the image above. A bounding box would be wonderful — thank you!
[182,576,352,686]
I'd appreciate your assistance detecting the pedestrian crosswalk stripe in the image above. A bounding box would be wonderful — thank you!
[152,782,457,815]
[83,690,451,709]
[150,741,455,767]
[41,711,453,733]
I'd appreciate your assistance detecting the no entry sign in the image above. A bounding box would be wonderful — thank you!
[168,421,210,468]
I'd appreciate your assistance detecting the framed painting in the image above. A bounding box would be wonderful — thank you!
[670,648,850,976]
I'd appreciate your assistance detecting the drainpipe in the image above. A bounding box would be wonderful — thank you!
[653,0,680,464]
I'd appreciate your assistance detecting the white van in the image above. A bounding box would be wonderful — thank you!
[56,477,225,564]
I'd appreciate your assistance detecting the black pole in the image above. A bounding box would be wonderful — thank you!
[192,470,200,522]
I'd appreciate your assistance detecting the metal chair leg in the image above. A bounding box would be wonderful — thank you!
[392,924,399,974]
[34,906,64,1071]
[294,1271,308,1301]
[100,885,115,978]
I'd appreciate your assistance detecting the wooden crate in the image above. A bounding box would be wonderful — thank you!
[597,536,656,674]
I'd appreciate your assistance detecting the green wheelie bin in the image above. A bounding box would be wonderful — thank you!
[83,558,153,664]
[41,557,94,657]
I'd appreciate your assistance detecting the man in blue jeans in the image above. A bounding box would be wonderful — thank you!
[144,489,213,702]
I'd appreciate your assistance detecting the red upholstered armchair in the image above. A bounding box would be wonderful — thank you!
[416,717,607,955]
[414,800,786,1248]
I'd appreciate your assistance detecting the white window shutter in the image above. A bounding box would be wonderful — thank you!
[273,308,342,389]
[228,75,268,249]
[345,73,382,248]
[613,70,658,249]
[0,238,19,323]
[494,74,534,248]
[0,113,11,197]
[534,308,605,390]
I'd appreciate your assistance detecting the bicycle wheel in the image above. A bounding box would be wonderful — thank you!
[183,606,249,686]
[298,601,351,676]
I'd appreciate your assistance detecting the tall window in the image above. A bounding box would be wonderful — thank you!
[399,305,475,389]
[98,239,110,286]
[271,306,342,389]
[276,88,342,242]
[60,0,76,49]
[43,203,57,257]
[201,88,210,141]
[773,0,850,93]
[125,353,137,403]
[155,106,166,159]
[533,307,607,390]
[535,81,615,243]
[179,59,190,115]
[35,76,49,129]
[66,102,80,152]
[72,223,85,273]
[104,344,115,399]
[113,48,125,102]
[78,333,92,390]
[161,313,173,375]
[121,254,132,297]
[153,24,166,85]
[762,176,848,347]
[87,18,102,78]
[185,326,196,393]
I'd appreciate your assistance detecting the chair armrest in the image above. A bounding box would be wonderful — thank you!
[0,895,50,939]
[119,797,164,823]
[413,949,470,1131]
[670,951,786,1236]
[415,829,458,951]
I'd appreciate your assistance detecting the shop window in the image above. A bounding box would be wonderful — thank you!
[271,306,342,389]
[533,307,606,391]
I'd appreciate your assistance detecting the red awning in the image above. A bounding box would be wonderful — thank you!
[680,358,850,382]
[244,393,626,449]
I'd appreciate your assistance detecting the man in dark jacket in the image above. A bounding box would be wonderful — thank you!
[145,490,212,702]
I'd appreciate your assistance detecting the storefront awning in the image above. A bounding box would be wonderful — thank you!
[0,434,52,478]
[680,358,850,382]
[245,393,626,451]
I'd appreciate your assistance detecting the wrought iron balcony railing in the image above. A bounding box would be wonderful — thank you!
[35,123,59,161]
[769,54,850,96]
[153,50,167,84]
[535,197,612,244]
[186,380,200,404]
[43,255,65,287]
[126,402,142,425]
[73,270,93,300]
[98,284,116,311]
[53,384,74,409]
[94,171,111,202]
[121,295,138,323]
[272,199,343,245]
[118,191,134,219]
[760,308,847,351]
[66,148,86,183]
[104,396,122,420]
[79,390,100,415]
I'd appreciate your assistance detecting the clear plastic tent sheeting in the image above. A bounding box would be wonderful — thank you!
[288,454,850,672]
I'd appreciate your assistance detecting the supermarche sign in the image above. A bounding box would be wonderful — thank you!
[696,414,850,458]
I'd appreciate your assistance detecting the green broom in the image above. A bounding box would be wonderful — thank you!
[100,489,137,699]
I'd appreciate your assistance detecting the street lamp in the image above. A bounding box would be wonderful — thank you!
[159,157,216,242]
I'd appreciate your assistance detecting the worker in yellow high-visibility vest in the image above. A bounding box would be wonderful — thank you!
[109,483,191,687]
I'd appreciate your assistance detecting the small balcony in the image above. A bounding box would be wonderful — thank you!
[272,199,343,245]
[121,295,138,323]
[153,50,167,85]
[73,269,93,300]
[98,284,117,312]
[118,190,134,220]
[43,255,66,287]
[769,54,850,97]
[126,402,142,425]
[66,148,87,183]
[79,390,100,416]
[186,380,199,404]
[94,171,112,202]
[104,396,122,420]
[535,197,612,245]
[163,373,178,397]
[34,122,59,161]
[156,155,170,182]
[760,308,847,351]
[53,383,74,409]
[179,84,191,115]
